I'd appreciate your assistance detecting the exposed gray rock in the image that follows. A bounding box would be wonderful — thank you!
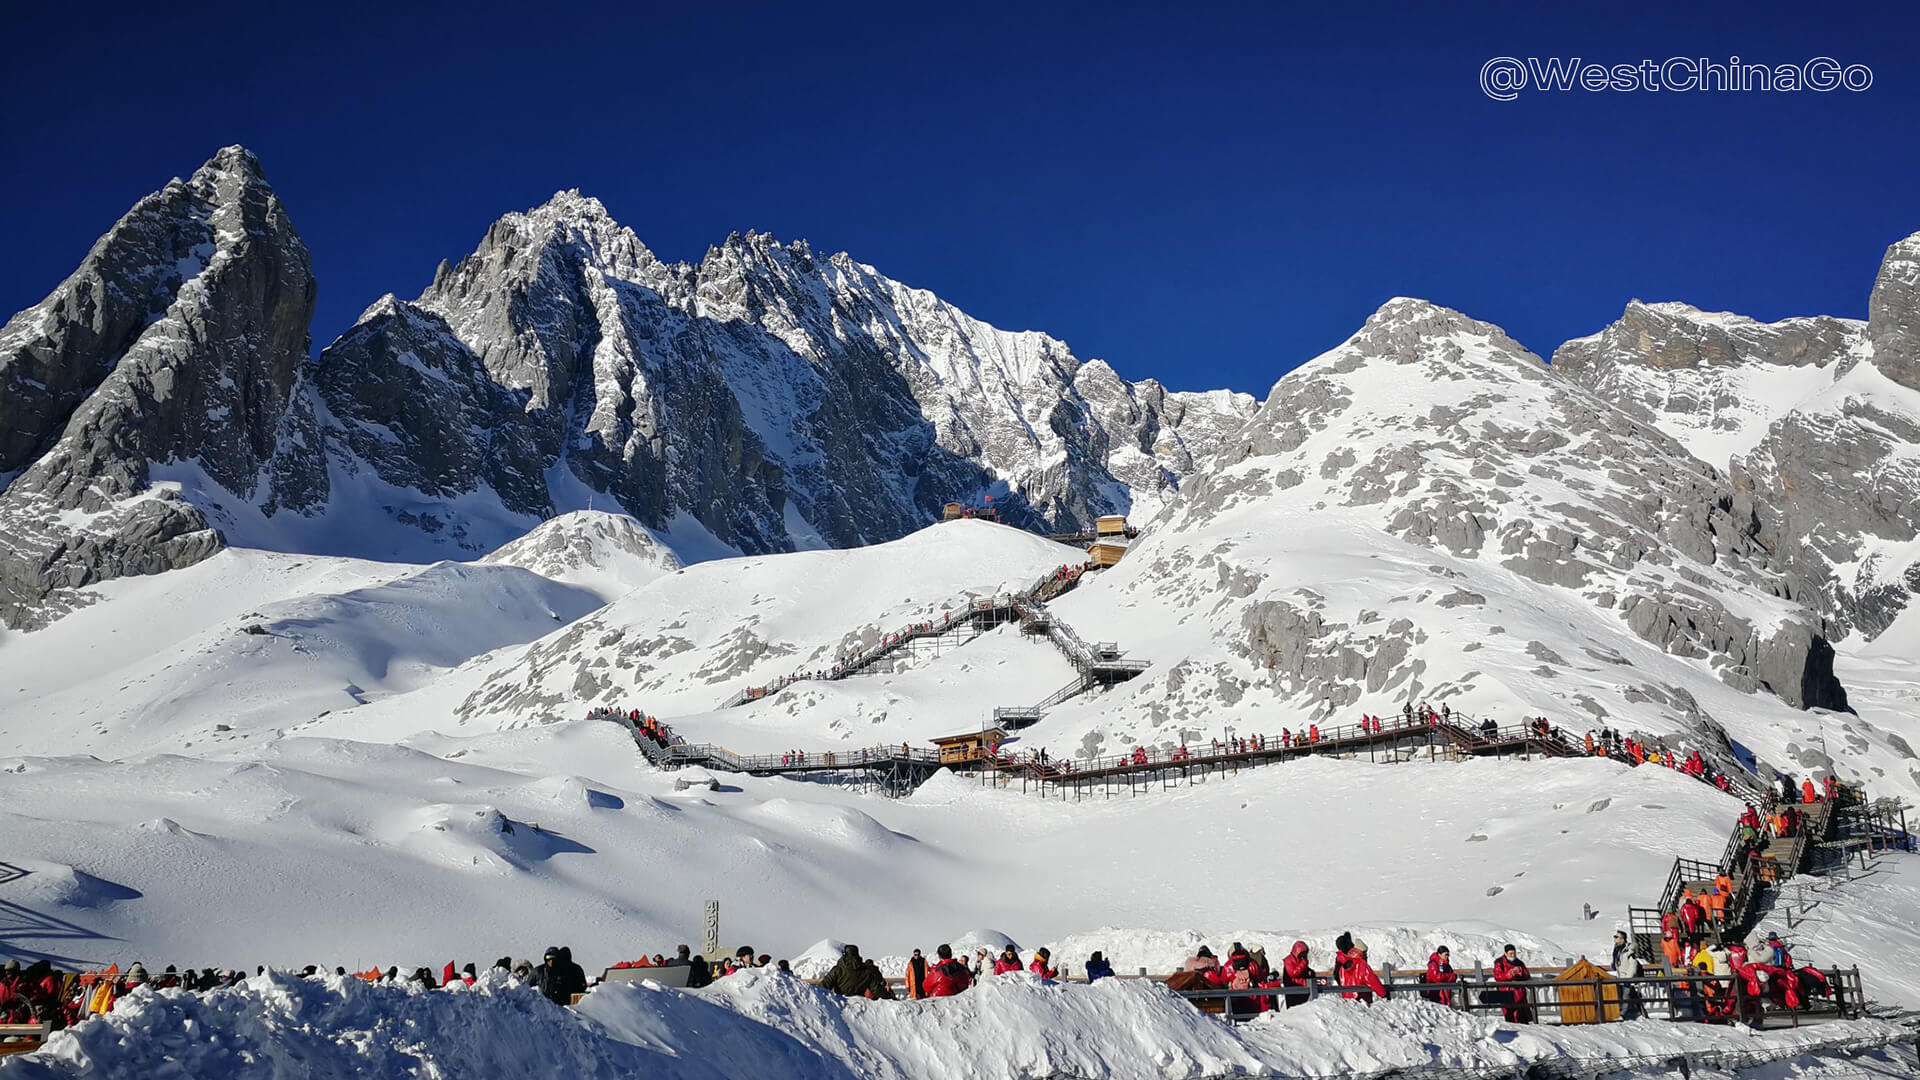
[0,147,322,627]
[1194,298,1845,711]
[317,195,1257,555]
[1868,233,1920,391]
[1732,232,1920,641]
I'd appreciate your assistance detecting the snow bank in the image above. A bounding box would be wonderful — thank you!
[5,968,1912,1080]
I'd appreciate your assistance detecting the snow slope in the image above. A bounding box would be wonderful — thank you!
[0,556,603,759]
[0,714,1737,980]
[453,518,1089,726]
[4,969,1912,1080]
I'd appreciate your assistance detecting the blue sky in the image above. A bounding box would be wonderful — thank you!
[4,1,1915,394]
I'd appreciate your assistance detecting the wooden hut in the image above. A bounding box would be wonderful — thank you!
[941,502,965,521]
[930,728,1004,766]
[1089,538,1129,567]
[1554,957,1622,1024]
[1095,514,1129,538]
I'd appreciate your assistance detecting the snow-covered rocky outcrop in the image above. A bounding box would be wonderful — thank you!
[479,509,681,601]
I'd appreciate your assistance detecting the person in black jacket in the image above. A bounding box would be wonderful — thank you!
[531,946,588,1005]
[685,954,713,989]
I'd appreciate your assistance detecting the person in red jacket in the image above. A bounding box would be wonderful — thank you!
[1423,946,1456,1006]
[1281,941,1314,1007]
[992,946,1022,976]
[923,945,972,997]
[1341,940,1387,1003]
[1492,945,1532,1022]
[1028,948,1057,980]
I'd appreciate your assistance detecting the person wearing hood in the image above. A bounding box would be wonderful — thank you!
[531,946,582,1005]
[1281,941,1314,1007]
[1423,946,1456,1005]
[1084,951,1115,982]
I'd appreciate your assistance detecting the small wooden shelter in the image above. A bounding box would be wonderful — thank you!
[1554,957,1622,1024]
[941,502,966,521]
[1095,514,1129,538]
[930,728,1004,766]
[1089,538,1129,567]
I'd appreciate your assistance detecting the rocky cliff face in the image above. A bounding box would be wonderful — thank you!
[0,147,322,628]
[1730,233,1920,641]
[1551,238,1920,645]
[316,194,1257,556]
[1552,301,1860,471]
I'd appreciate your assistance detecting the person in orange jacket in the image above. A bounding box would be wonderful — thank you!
[1661,929,1685,971]
[1802,779,1819,804]
[904,949,927,999]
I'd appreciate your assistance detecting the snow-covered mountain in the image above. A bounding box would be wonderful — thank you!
[0,148,1252,630]
[317,192,1254,558]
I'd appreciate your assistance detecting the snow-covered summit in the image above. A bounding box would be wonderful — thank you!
[480,510,681,600]
[993,293,1893,798]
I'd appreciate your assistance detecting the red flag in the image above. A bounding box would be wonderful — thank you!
[984,495,993,502]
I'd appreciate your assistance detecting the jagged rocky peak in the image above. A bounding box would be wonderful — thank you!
[317,190,1253,560]
[1552,300,1861,471]
[1178,295,1846,712]
[1867,230,1920,390]
[0,144,323,628]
